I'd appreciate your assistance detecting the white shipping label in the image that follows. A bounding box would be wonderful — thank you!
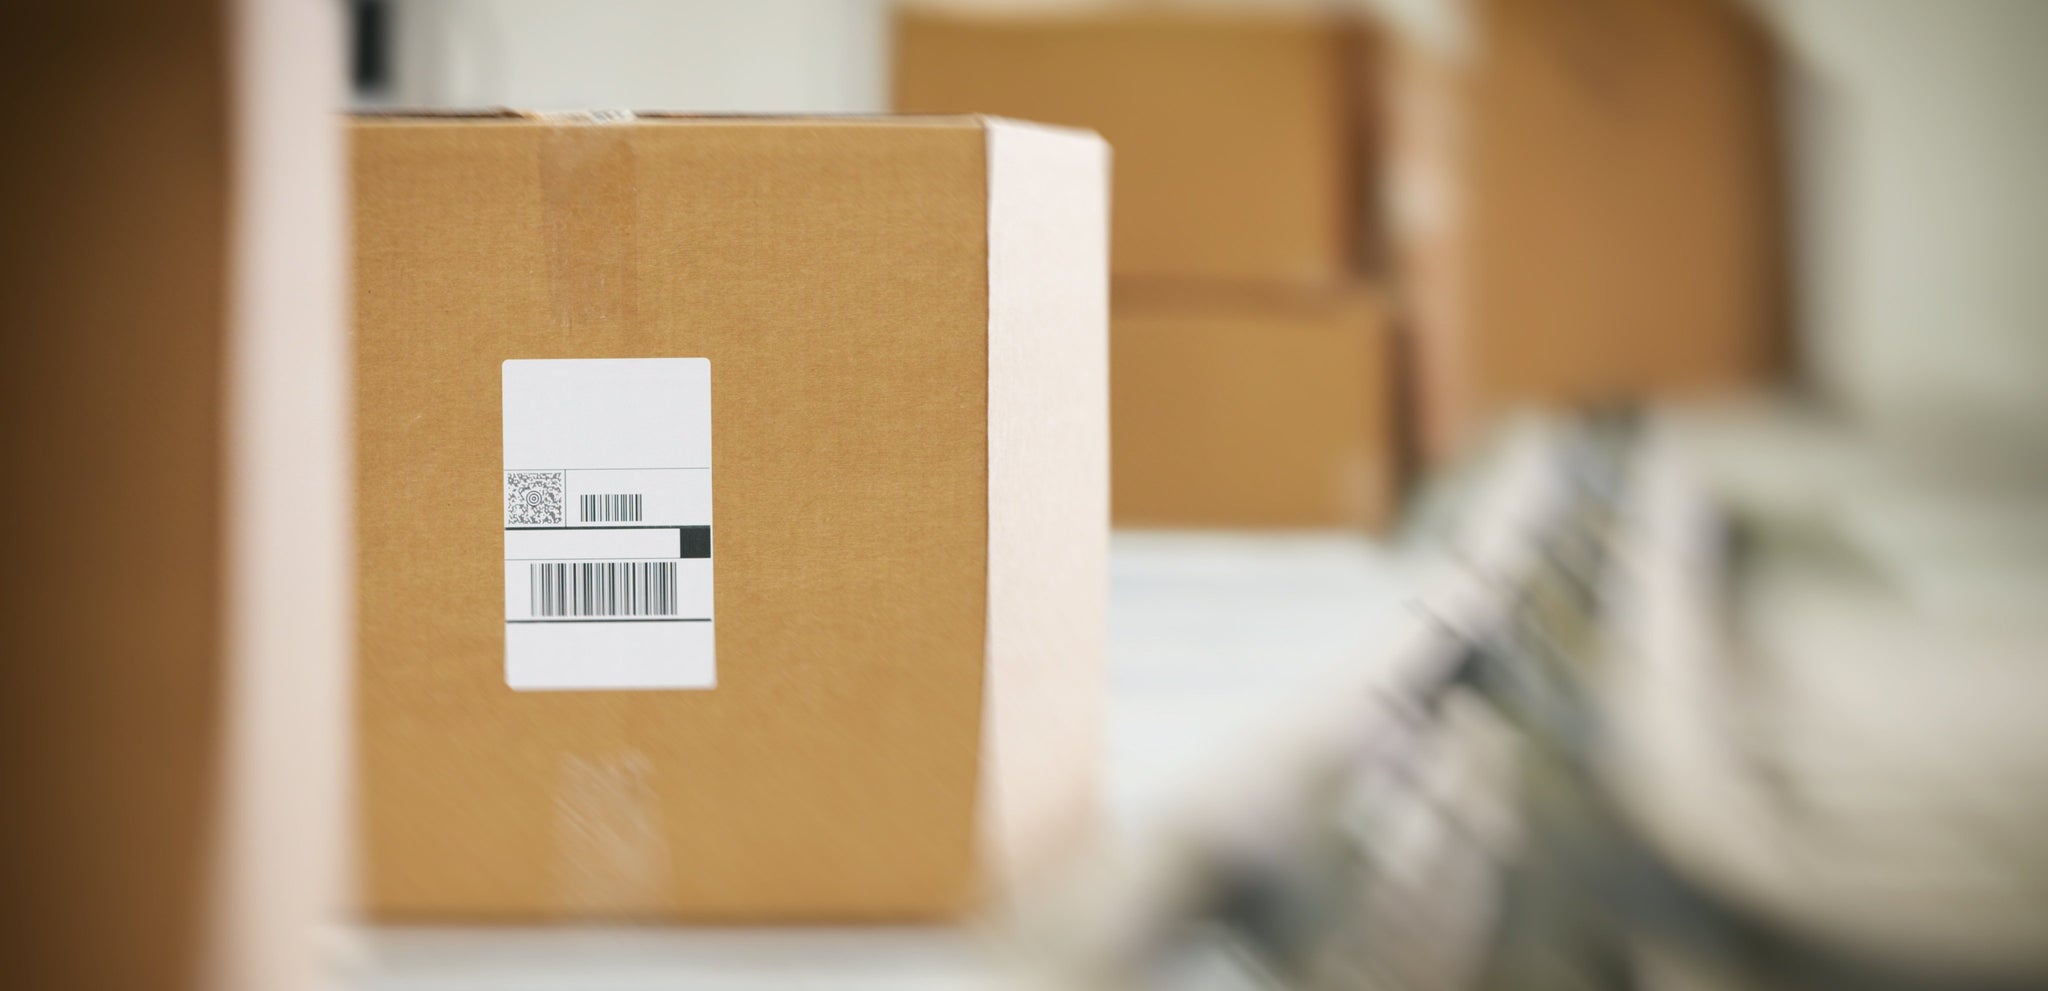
[502,358,714,690]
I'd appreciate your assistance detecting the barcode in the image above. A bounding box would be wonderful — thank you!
[529,561,676,618]
[579,493,643,523]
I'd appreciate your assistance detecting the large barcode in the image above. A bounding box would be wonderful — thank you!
[529,561,676,618]
[580,493,643,523]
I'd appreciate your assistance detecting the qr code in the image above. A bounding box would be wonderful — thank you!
[506,471,566,526]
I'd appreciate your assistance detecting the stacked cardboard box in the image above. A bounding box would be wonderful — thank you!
[1387,0,1787,462]
[1112,285,1397,527]
[896,2,1399,529]
[353,114,1108,920]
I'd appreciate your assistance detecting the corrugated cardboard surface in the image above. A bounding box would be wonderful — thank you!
[1111,286,1397,529]
[895,3,1377,289]
[1394,0,1786,461]
[354,115,1106,921]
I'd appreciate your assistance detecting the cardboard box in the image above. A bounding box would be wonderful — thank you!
[894,3,1378,289]
[1111,286,1398,529]
[3,3,347,989]
[353,114,1108,921]
[1389,0,1786,461]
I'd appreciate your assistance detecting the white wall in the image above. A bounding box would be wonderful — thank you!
[378,0,889,113]
[1763,0,2048,437]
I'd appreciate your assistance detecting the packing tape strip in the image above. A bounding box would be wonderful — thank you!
[538,123,671,917]
[540,124,639,335]
[552,751,676,918]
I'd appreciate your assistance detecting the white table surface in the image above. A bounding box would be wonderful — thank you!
[349,531,1423,990]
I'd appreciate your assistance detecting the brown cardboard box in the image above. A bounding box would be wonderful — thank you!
[1112,286,1398,529]
[353,114,1108,921]
[1,3,346,989]
[1389,0,1786,461]
[895,2,1378,289]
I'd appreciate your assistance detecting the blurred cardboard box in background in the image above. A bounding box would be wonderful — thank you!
[1389,0,1787,461]
[1112,285,1398,529]
[896,2,1380,289]
[2,3,347,989]
[895,1,1401,531]
[354,114,1107,921]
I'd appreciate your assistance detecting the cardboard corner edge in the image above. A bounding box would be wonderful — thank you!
[975,117,1112,897]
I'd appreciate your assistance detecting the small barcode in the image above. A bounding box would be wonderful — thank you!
[529,561,676,618]
[580,493,643,523]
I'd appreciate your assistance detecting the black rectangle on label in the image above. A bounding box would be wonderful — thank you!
[679,525,712,559]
